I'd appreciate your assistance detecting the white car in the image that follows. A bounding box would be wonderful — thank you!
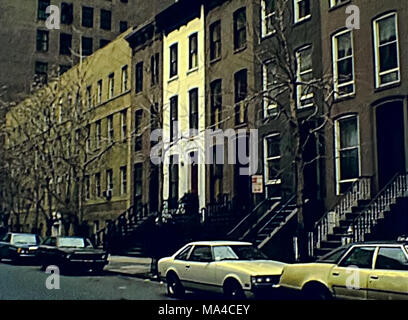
[158,241,285,299]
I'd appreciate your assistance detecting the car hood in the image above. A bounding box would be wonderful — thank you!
[217,260,286,275]
[12,244,39,249]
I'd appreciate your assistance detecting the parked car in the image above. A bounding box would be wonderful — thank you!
[279,240,408,300]
[0,233,41,263]
[38,236,108,274]
[158,241,285,299]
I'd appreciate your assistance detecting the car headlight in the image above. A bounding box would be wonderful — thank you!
[101,254,107,260]
[17,248,27,254]
[65,254,72,259]
[251,275,281,285]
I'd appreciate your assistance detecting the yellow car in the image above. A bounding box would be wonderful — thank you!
[158,241,285,299]
[279,241,408,300]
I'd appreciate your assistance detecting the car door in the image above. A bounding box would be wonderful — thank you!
[0,234,11,258]
[184,245,216,292]
[171,245,193,286]
[329,246,376,300]
[367,246,408,300]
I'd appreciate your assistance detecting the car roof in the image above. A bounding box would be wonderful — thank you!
[186,241,253,246]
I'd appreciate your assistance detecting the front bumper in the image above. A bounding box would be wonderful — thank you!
[250,283,287,299]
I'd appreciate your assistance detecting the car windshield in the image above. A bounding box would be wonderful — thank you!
[213,245,268,261]
[58,237,86,248]
[12,234,38,245]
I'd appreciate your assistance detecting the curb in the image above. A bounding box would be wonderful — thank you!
[104,268,160,281]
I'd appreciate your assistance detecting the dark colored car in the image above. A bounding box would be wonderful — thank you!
[38,236,108,274]
[0,233,41,263]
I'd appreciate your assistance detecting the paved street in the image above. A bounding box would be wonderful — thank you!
[0,261,171,300]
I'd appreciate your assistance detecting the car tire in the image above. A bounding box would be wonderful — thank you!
[302,283,332,300]
[166,272,185,298]
[223,279,246,300]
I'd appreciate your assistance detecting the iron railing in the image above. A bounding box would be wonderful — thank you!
[353,173,408,242]
[310,176,371,252]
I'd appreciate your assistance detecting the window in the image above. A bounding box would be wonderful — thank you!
[373,13,400,87]
[120,21,128,33]
[34,61,48,84]
[85,124,91,151]
[82,6,94,28]
[210,21,221,61]
[234,8,247,50]
[189,33,198,70]
[95,120,101,148]
[108,73,114,98]
[107,115,114,142]
[121,110,127,141]
[296,46,313,108]
[100,9,112,30]
[97,80,102,104]
[261,0,275,37]
[100,39,110,48]
[211,144,223,202]
[339,246,375,269]
[151,53,160,86]
[330,0,349,8]
[376,247,408,271]
[61,3,73,25]
[263,60,278,117]
[85,176,90,199]
[264,134,281,198]
[189,246,213,262]
[234,69,248,124]
[134,109,143,151]
[120,166,127,195]
[86,85,92,109]
[169,43,178,78]
[189,89,199,131]
[106,169,113,192]
[135,62,143,93]
[60,33,72,55]
[332,30,355,98]
[121,65,128,92]
[210,80,222,128]
[169,155,179,208]
[294,0,311,23]
[82,36,93,56]
[134,163,143,204]
[335,115,360,194]
[170,96,178,142]
[175,245,192,260]
[36,30,49,52]
[38,0,50,20]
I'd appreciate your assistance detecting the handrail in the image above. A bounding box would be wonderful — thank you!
[352,172,408,242]
[257,194,297,236]
[314,176,371,228]
[226,197,273,237]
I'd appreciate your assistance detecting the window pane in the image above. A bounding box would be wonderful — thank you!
[379,16,396,45]
[299,48,312,72]
[266,136,279,157]
[338,32,352,59]
[379,43,398,72]
[340,247,375,269]
[340,148,359,180]
[267,159,280,180]
[376,247,408,271]
[338,58,353,83]
[339,117,358,148]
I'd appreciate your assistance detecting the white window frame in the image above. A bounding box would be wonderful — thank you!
[261,0,275,38]
[334,115,361,195]
[263,60,278,117]
[108,115,114,143]
[294,0,311,24]
[188,32,198,70]
[373,12,400,88]
[95,120,101,149]
[296,45,313,108]
[97,80,102,104]
[106,169,113,193]
[332,29,355,99]
[121,109,127,141]
[329,0,348,8]
[264,133,282,186]
[120,166,127,195]
[108,73,114,99]
[121,65,128,92]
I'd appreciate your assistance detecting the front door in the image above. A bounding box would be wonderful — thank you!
[189,152,198,195]
[376,101,406,188]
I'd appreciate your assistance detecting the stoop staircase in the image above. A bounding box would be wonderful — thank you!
[309,173,408,259]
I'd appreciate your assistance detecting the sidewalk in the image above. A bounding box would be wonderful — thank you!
[104,255,158,280]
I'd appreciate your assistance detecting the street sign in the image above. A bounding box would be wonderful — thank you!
[252,175,263,194]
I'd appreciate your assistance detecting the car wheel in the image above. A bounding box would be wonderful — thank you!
[302,283,332,300]
[223,279,246,300]
[166,272,185,298]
